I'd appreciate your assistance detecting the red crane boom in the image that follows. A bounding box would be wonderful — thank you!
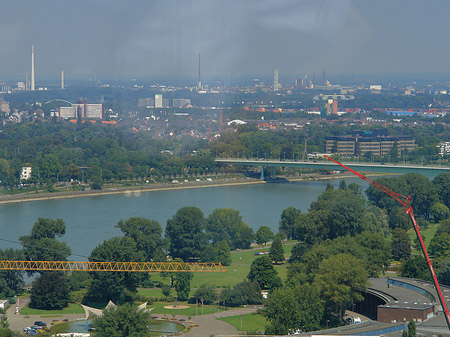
[324,156,450,330]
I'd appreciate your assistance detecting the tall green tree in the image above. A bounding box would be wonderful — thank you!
[205,208,254,250]
[264,286,301,335]
[220,280,263,307]
[269,235,285,264]
[84,236,146,303]
[289,243,307,264]
[30,272,69,310]
[400,255,431,281]
[367,174,438,221]
[391,228,411,261]
[315,253,368,320]
[430,202,450,223]
[94,303,150,337]
[173,272,193,301]
[407,320,416,337]
[192,283,217,304]
[429,232,450,258]
[265,283,324,335]
[355,231,391,277]
[433,173,450,209]
[279,207,301,239]
[201,240,231,266]
[305,189,366,240]
[248,255,282,289]
[19,218,71,263]
[37,153,61,182]
[117,217,166,261]
[438,258,450,286]
[166,207,206,261]
[0,249,24,295]
[256,226,274,245]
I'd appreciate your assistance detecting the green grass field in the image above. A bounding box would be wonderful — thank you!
[218,313,267,332]
[150,242,296,288]
[20,303,85,315]
[408,223,438,254]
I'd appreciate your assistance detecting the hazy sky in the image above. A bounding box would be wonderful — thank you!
[1,0,450,80]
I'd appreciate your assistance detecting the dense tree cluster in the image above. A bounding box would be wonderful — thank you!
[366,173,450,225]
[0,116,446,191]
[0,122,216,187]
[219,280,263,307]
[280,182,389,245]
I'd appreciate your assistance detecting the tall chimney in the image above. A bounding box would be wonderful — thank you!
[198,54,202,90]
[31,45,35,91]
[25,71,29,91]
[61,70,64,89]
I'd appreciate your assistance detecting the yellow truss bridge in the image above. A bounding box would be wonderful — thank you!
[0,260,226,272]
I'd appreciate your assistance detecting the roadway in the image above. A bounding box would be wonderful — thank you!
[215,158,450,178]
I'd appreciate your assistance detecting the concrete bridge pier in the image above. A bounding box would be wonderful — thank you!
[260,166,264,179]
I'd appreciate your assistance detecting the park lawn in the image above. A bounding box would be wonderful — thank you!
[274,263,289,280]
[218,313,267,332]
[138,288,166,298]
[231,241,296,265]
[20,303,84,315]
[407,223,438,254]
[148,301,225,316]
[150,242,296,288]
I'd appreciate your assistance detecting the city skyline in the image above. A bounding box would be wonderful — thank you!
[1,1,450,79]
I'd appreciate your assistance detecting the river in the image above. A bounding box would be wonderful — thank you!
[0,177,369,258]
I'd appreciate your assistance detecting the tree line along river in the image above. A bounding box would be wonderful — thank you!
[0,178,369,259]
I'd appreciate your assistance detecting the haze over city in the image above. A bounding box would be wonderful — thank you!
[2,0,450,80]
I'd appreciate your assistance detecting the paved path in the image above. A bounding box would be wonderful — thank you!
[187,306,261,337]
[6,298,84,333]
[150,306,261,337]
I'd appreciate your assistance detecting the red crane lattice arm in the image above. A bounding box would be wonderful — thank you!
[324,156,450,331]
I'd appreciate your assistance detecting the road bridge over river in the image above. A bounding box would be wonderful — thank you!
[215,158,450,179]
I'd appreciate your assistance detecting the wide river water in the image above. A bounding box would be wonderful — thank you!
[0,177,369,259]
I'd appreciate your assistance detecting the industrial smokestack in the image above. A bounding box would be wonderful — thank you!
[31,45,35,91]
[61,70,64,89]
[198,54,202,90]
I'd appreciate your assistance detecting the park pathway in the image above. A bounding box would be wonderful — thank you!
[5,298,84,333]
[185,306,262,337]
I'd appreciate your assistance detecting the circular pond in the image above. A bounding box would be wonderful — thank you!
[51,319,185,336]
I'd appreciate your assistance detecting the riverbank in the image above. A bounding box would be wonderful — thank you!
[0,172,389,205]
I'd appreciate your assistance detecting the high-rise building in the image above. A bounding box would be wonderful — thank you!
[154,94,163,108]
[0,99,10,114]
[138,98,154,107]
[58,100,104,119]
[325,130,416,157]
[273,69,279,91]
[198,54,202,90]
[218,110,223,127]
[31,45,35,91]
[332,100,338,115]
[295,78,304,88]
[173,98,191,108]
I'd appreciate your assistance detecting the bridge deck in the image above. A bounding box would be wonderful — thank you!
[215,158,450,177]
